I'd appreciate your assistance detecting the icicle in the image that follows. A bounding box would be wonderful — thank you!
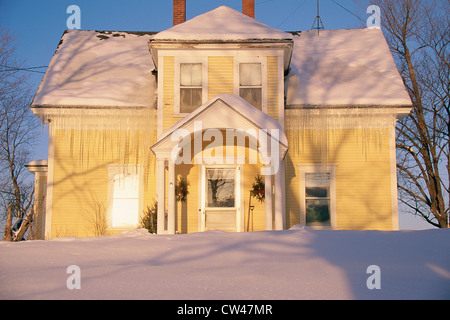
[286,106,396,171]
[43,107,157,176]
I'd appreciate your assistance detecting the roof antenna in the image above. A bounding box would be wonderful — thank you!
[311,0,325,34]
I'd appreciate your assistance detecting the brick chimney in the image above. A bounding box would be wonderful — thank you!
[173,0,186,26]
[242,0,255,19]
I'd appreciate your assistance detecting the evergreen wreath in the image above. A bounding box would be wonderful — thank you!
[250,174,265,203]
[175,176,189,203]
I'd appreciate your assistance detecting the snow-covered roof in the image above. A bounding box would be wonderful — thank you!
[150,6,293,42]
[32,30,157,109]
[26,159,48,166]
[32,9,411,112]
[285,29,412,107]
[25,159,48,173]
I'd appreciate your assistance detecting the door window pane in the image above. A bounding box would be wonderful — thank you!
[206,169,235,208]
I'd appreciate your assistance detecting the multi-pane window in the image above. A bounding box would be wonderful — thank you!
[108,167,141,228]
[239,63,262,110]
[180,63,202,113]
[305,173,331,226]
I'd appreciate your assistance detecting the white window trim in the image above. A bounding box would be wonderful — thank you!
[297,164,337,230]
[234,56,267,114]
[174,56,208,117]
[106,165,144,230]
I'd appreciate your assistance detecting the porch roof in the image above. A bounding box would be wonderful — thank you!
[151,94,288,155]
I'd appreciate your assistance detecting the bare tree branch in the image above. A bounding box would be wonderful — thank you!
[356,0,449,228]
[0,28,39,240]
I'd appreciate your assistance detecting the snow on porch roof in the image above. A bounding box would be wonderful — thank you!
[152,94,288,151]
[32,30,157,109]
[150,6,293,42]
[285,28,412,108]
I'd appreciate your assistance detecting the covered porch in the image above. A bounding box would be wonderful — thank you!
[150,94,288,234]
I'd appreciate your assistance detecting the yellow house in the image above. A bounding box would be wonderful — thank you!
[29,3,412,239]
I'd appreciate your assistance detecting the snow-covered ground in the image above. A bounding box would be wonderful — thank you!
[1,226,449,300]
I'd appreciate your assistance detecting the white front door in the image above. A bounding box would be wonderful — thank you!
[201,166,240,232]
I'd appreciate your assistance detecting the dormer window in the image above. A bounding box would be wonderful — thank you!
[239,62,262,110]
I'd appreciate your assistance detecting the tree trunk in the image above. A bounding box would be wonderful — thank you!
[13,206,33,241]
[3,204,12,241]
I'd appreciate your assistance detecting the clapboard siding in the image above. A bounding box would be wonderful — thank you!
[51,129,156,238]
[163,56,176,132]
[285,128,393,231]
[208,56,234,99]
[267,56,278,121]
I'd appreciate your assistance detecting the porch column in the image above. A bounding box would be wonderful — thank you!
[156,158,166,234]
[25,160,48,240]
[274,158,285,230]
[167,159,176,234]
[264,167,273,231]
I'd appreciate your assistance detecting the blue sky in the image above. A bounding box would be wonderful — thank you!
[1,0,367,90]
[0,0,432,229]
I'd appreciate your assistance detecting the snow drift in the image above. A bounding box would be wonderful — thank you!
[0,227,449,300]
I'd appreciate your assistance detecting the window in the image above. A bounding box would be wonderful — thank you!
[305,173,331,226]
[180,63,202,113]
[239,63,262,110]
[108,166,142,229]
[298,165,336,229]
[206,168,236,208]
[174,58,207,115]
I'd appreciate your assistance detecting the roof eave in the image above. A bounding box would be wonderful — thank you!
[285,104,413,120]
[148,39,293,72]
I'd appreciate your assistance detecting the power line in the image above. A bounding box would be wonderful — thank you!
[276,0,307,29]
[0,64,47,74]
[331,0,366,24]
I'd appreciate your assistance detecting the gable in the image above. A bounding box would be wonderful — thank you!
[151,94,288,155]
[150,6,293,42]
